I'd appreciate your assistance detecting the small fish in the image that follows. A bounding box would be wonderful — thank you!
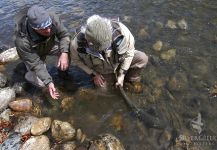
[0,47,19,64]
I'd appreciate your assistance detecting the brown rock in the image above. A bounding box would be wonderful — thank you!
[9,98,32,112]
[31,117,51,136]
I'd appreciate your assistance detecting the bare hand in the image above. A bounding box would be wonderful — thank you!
[93,74,106,87]
[57,52,69,71]
[115,74,125,87]
[48,82,60,99]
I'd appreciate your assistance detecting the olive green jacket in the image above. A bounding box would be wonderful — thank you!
[15,12,70,85]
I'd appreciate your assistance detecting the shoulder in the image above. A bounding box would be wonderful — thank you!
[15,36,31,52]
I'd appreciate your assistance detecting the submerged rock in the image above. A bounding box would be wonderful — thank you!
[0,87,16,112]
[168,72,188,92]
[9,98,32,112]
[61,97,74,112]
[31,117,51,136]
[0,47,19,64]
[89,133,125,150]
[152,40,163,51]
[177,19,188,30]
[160,49,176,61]
[51,120,76,141]
[62,141,77,150]
[20,135,50,150]
[0,72,7,88]
[0,109,11,121]
[14,115,39,135]
[138,28,150,39]
[166,20,177,29]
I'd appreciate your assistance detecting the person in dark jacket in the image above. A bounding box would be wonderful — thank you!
[15,5,70,99]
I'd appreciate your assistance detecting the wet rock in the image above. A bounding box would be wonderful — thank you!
[152,40,163,51]
[0,47,19,64]
[138,28,150,39]
[0,72,7,88]
[124,82,143,93]
[62,141,76,150]
[78,88,97,101]
[110,114,125,131]
[1,132,21,150]
[123,16,131,23]
[61,97,74,112]
[76,128,86,143]
[89,133,125,150]
[168,72,188,92]
[31,117,51,136]
[177,19,188,30]
[9,98,32,112]
[20,135,50,150]
[0,109,11,121]
[14,115,39,135]
[160,49,176,61]
[0,87,16,112]
[51,120,76,141]
[166,20,177,29]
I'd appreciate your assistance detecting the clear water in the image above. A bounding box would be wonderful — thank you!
[0,0,217,149]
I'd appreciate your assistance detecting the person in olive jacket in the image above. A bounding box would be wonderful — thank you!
[15,5,70,99]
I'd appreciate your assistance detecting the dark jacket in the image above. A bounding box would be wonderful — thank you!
[15,12,70,85]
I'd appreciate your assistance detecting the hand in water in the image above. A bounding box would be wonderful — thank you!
[115,74,125,87]
[48,82,59,99]
[93,74,106,87]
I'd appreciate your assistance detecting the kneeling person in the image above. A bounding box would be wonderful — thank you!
[70,15,148,89]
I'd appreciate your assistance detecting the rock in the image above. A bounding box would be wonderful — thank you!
[160,49,176,61]
[89,133,125,150]
[0,87,16,112]
[51,120,76,141]
[0,47,19,64]
[168,72,188,92]
[20,135,50,150]
[9,98,32,112]
[0,72,7,88]
[62,141,76,150]
[14,115,39,135]
[110,114,125,131]
[0,109,11,121]
[123,16,131,23]
[31,117,51,136]
[152,40,163,51]
[1,132,21,150]
[166,20,177,29]
[138,28,150,39]
[177,19,188,30]
[78,88,97,101]
[61,97,74,112]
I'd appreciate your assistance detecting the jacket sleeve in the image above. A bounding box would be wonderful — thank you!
[15,37,53,85]
[51,13,70,53]
[70,38,96,75]
[117,22,135,74]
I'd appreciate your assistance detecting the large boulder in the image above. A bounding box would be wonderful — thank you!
[31,117,51,136]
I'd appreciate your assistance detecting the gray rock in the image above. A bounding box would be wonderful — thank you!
[20,135,50,150]
[0,72,7,88]
[0,87,16,112]
[51,120,76,141]
[0,47,19,64]
[1,132,21,150]
[14,115,39,135]
[0,109,11,121]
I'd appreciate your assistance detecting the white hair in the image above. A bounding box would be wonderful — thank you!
[86,15,112,31]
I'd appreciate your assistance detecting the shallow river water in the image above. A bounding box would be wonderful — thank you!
[0,0,217,150]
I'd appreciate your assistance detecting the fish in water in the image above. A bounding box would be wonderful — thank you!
[119,87,166,129]
[0,47,19,64]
